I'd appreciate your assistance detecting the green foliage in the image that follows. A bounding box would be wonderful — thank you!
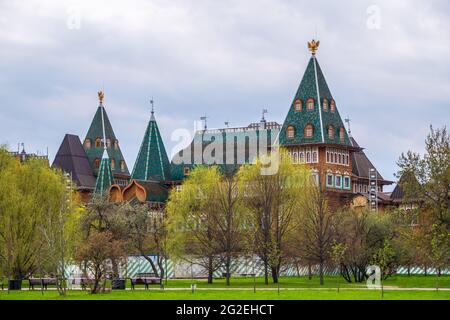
[397,126,450,226]
[0,147,81,279]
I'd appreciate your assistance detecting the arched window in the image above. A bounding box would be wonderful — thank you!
[340,128,345,143]
[84,138,91,149]
[330,100,336,112]
[93,158,100,169]
[293,99,302,112]
[286,126,295,139]
[114,140,119,149]
[120,160,126,171]
[306,98,314,110]
[111,158,115,170]
[304,124,314,138]
[106,138,112,148]
[328,125,334,140]
[95,138,102,148]
[323,99,328,111]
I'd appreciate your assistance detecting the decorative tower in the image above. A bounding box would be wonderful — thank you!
[279,40,357,198]
[131,100,171,182]
[94,91,114,195]
[83,91,130,186]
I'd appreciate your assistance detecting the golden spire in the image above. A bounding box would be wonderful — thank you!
[97,91,104,104]
[308,39,320,55]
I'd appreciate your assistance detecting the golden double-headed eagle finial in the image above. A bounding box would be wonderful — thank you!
[308,39,320,55]
[98,91,104,104]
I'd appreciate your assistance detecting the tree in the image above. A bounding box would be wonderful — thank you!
[331,241,347,292]
[0,148,80,284]
[74,231,126,293]
[295,181,337,285]
[167,166,223,284]
[238,150,309,284]
[371,240,396,298]
[431,224,450,290]
[210,174,245,286]
[336,208,397,283]
[397,126,450,227]
[118,202,168,281]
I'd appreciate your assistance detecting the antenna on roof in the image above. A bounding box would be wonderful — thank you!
[150,98,155,119]
[262,109,268,121]
[344,117,352,135]
[200,115,208,130]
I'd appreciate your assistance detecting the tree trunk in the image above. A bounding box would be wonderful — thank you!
[271,266,279,284]
[142,254,159,277]
[308,263,312,280]
[319,262,324,286]
[264,261,269,285]
[207,256,213,284]
[407,266,411,276]
[225,255,231,286]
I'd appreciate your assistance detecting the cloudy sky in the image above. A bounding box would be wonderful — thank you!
[0,0,449,189]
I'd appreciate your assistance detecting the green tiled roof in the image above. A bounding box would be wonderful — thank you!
[170,125,280,181]
[279,56,351,147]
[84,104,130,176]
[131,112,171,182]
[94,149,114,195]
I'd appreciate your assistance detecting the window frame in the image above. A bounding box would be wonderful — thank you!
[326,174,334,188]
[286,125,295,139]
[335,175,343,189]
[304,124,314,138]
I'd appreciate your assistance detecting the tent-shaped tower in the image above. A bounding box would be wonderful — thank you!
[131,102,171,182]
[93,91,115,195]
[279,40,358,203]
[83,91,130,187]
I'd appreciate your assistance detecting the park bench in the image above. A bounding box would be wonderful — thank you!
[28,278,57,290]
[130,272,161,290]
[69,277,94,290]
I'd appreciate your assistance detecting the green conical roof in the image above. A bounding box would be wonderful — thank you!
[279,54,351,147]
[94,149,114,195]
[84,103,130,176]
[131,111,171,182]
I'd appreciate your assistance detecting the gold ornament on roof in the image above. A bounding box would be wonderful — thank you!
[98,91,104,104]
[308,39,320,55]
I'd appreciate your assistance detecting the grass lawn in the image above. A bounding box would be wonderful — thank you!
[1,275,449,300]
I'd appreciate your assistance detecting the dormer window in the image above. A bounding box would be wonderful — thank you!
[95,138,102,148]
[114,140,119,149]
[84,138,91,149]
[323,99,328,111]
[93,158,100,169]
[286,125,295,139]
[330,100,336,113]
[293,100,302,112]
[328,125,334,140]
[110,158,115,170]
[304,124,314,138]
[184,167,190,176]
[306,98,314,110]
[120,160,126,171]
[106,138,112,148]
[340,127,345,143]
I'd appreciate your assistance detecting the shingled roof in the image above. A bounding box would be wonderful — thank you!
[52,134,96,190]
[131,110,171,182]
[170,124,280,181]
[350,137,392,185]
[279,51,352,147]
[84,102,129,176]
